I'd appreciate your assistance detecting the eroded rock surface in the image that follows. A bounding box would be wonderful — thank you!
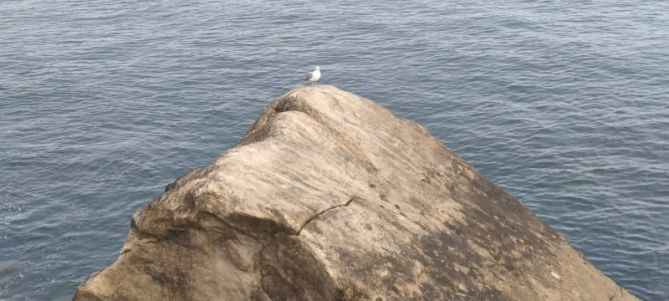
[75,86,638,301]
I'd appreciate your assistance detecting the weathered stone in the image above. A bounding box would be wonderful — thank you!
[74,85,639,301]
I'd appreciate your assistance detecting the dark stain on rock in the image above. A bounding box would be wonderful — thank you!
[259,234,340,301]
[226,212,296,237]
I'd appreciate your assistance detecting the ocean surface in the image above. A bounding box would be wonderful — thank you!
[1,1,668,300]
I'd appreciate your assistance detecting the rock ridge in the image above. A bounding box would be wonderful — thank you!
[75,85,639,301]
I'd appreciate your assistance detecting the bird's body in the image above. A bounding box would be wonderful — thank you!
[305,66,321,86]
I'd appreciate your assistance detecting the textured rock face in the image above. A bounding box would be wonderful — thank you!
[75,85,638,301]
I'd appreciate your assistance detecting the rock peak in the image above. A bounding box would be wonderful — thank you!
[75,86,638,301]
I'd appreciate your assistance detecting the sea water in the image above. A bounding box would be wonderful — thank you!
[1,1,668,299]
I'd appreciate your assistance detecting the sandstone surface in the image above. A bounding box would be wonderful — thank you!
[75,85,638,301]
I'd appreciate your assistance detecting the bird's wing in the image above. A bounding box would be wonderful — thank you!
[305,72,313,81]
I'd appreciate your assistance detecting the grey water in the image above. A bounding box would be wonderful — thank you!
[1,0,668,300]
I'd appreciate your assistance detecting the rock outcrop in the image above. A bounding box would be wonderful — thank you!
[74,85,638,301]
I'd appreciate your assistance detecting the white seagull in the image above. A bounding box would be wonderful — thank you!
[305,66,321,86]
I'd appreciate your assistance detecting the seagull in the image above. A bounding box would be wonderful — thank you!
[305,66,321,86]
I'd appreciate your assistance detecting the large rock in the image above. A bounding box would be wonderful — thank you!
[75,86,638,301]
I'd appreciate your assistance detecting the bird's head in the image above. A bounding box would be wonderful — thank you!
[316,66,320,70]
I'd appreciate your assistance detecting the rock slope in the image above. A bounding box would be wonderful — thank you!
[75,85,638,301]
